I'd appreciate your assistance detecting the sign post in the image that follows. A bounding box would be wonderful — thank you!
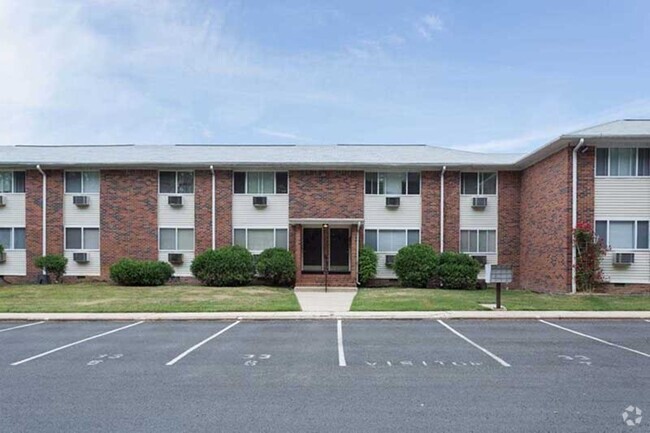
[484,264,512,310]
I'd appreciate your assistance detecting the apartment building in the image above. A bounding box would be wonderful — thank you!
[0,120,648,293]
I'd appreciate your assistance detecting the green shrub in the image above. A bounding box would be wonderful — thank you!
[109,259,174,286]
[358,246,378,286]
[435,252,481,290]
[0,243,5,254]
[256,248,296,286]
[191,246,255,286]
[393,244,438,288]
[34,254,68,283]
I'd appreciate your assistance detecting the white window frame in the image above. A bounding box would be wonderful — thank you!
[0,171,26,194]
[594,219,650,251]
[158,227,195,252]
[594,146,650,178]
[232,227,289,253]
[0,227,26,250]
[459,228,497,254]
[64,171,100,194]
[460,172,498,196]
[364,228,421,253]
[364,171,421,196]
[64,227,100,251]
[158,171,195,195]
[232,171,289,195]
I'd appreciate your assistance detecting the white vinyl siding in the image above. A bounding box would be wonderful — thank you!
[158,251,194,277]
[158,195,196,226]
[0,250,27,276]
[63,194,100,226]
[232,195,289,228]
[594,178,650,219]
[158,170,195,270]
[0,193,26,226]
[459,196,498,228]
[159,228,195,277]
[363,195,421,228]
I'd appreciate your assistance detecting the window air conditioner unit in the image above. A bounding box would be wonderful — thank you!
[253,196,268,208]
[73,196,90,207]
[385,197,400,208]
[385,254,396,267]
[73,252,89,263]
[168,196,183,207]
[471,255,487,265]
[472,197,488,209]
[168,253,184,265]
[0,195,6,207]
[613,253,634,266]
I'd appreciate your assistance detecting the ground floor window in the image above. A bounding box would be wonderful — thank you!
[595,220,649,250]
[159,228,194,251]
[65,227,99,250]
[364,229,420,252]
[0,227,25,250]
[460,229,496,253]
[233,228,288,253]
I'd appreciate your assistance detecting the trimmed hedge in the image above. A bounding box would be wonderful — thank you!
[435,252,481,290]
[34,254,68,283]
[358,246,378,286]
[256,248,296,286]
[191,246,255,286]
[109,259,174,286]
[393,244,438,288]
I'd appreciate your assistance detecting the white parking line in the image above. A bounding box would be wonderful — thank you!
[645,320,650,323]
[437,320,511,367]
[539,320,650,358]
[0,321,45,333]
[166,321,240,366]
[11,321,144,366]
[337,319,346,367]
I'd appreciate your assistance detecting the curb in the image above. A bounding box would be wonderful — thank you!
[1,311,650,321]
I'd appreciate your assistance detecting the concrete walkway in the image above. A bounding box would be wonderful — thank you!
[1,311,650,321]
[294,291,357,312]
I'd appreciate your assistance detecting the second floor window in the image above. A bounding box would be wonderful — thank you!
[596,148,650,176]
[595,220,649,250]
[0,171,26,193]
[461,172,497,195]
[159,171,194,194]
[233,172,288,194]
[365,172,420,195]
[66,171,100,194]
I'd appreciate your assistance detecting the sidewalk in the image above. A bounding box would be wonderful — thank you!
[1,311,649,321]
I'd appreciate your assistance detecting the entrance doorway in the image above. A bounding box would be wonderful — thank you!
[302,226,350,272]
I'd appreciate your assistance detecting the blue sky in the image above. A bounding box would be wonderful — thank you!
[1,0,649,152]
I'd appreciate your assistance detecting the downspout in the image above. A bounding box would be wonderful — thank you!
[210,165,215,250]
[440,166,447,252]
[571,138,585,294]
[356,221,360,286]
[36,165,47,274]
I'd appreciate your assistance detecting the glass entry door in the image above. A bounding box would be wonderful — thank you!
[302,228,323,271]
[329,228,350,272]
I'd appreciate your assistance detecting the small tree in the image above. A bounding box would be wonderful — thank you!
[358,246,378,286]
[35,254,68,283]
[574,222,607,292]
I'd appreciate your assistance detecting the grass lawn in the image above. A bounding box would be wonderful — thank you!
[351,288,650,311]
[0,283,301,313]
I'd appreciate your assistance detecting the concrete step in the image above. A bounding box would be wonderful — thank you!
[294,286,358,293]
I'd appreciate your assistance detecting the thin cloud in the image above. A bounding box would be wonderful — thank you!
[256,128,308,142]
[416,14,444,40]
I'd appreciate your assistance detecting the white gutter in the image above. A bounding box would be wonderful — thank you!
[36,165,47,274]
[440,166,446,252]
[210,165,215,250]
[356,221,361,286]
[571,138,585,294]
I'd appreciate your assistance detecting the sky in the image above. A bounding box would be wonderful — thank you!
[1,0,650,153]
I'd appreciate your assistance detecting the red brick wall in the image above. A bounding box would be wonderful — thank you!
[421,171,441,250]
[577,146,595,225]
[46,170,64,255]
[215,170,232,248]
[443,171,460,251]
[100,170,158,277]
[25,170,43,280]
[498,171,521,288]
[519,148,573,292]
[195,170,212,254]
[289,171,364,219]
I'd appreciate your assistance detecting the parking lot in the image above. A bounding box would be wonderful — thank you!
[0,319,648,432]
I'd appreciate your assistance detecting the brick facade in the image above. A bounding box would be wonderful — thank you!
[100,170,158,276]
[576,146,595,225]
[194,170,212,254]
[497,171,521,288]
[443,171,460,252]
[519,149,573,292]
[420,171,441,249]
[215,170,232,248]
[24,170,43,281]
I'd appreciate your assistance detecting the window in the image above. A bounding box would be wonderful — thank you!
[0,227,25,250]
[595,220,650,250]
[365,172,420,195]
[233,172,288,194]
[364,229,420,252]
[159,228,194,251]
[159,171,194,194]
[65,227,99,250]
[233,228,288,251]
[65,171,100,194]
[460,229,497,253]
[461,173,497,195]
[595,147,650,177]
[0,172,26,193]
